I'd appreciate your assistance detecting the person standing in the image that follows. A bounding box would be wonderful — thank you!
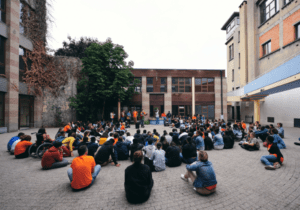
[110,111,115,125]
[132,110,138,125]
[126,111,131,128]
[161,112,167,122]
[155,109,159,125]
[167,111,172,124]
[121,110,126,122]
[140,109,147,128]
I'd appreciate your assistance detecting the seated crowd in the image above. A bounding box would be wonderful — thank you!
[6,117,287,203]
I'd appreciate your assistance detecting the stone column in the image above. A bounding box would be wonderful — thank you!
[5,0,20,132]
[141,76,150,120]
[192,77,195,116]
[165,76,172,113]
[254,100,260,123]
[214,77,221,120]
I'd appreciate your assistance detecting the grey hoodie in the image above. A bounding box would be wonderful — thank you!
[143,145,156,159]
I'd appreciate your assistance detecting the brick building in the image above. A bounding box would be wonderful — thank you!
[222,0,300,127]
[123,69,227,121]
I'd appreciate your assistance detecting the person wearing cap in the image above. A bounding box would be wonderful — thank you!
[181,151,217,195]
[41,141,69,170]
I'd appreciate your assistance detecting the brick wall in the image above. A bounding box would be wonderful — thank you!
[283,9,300,46]
[259,24,280,58]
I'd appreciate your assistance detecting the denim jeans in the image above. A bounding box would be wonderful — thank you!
[47,158,69,169]
[141,119,144,127]
[179,153,197,164]
[121,117,125,122]
[260,155,277,166]
[168,118,171,124]
[277,144,286,149]
[67,165,101,187]
[156,117,159,125]
[163,117,167,121]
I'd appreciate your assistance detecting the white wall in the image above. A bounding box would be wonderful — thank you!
[260,87,300,127]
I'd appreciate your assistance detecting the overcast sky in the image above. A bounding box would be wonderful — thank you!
[48,0,242,73]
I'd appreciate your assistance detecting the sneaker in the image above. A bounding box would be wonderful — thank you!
[274,163,281,169]
[68,160,72,164]
[181,174,188,182]
[193,187,197,192]
[265,165,276,170]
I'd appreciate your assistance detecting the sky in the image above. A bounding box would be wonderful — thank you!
[48,0,243,73]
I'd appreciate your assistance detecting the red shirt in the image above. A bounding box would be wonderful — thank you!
[70,155,96,189]
[14,141,32,156]
[41,146,63,169]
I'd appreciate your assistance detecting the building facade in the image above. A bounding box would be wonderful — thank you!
[222,0,300,127]
[123,69,227,121]
[0,0,44,133]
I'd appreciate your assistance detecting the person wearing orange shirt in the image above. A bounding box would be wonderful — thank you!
[241,120,247,132]
[161,112,167,122]
[133,110,138,124]
[64,123,71,136]
[14,135,33,159]
[67,145,101,190]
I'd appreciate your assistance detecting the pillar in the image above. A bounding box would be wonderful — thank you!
[254,100,260,123]
[141,76,150,120]
[5,0,20,132]
[192,77,195,116]
[165,76,172,114]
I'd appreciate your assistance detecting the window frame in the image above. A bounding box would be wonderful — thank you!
[160,77,167,93]
[0,0,6,23]
[195,78,214,92]
[295,23,300,40]
[172,77,191,93]
[260,0,278,24]
[226,19,235,34]
[284,0,292,5]
[229,44,234,60]
[134,77,142,93]
[146,77,153,93]
[232,69,234,82]
[0,36,5,75]
[262,40,272,56]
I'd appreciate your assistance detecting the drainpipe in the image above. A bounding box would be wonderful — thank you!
[220,71,223,116]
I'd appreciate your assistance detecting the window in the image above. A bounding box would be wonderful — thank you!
[195,78,214,92]
[20,1,24,34]
[239,53,240,69]
[134,77,142,93]
[238,31,240,42]
[267,117,275,123]
[0,36,5,74]
[195,105,214,119]
[284,0,292,5]
[0,0,6,23]
[260,0,278,24]
[232,69,234,82]
[160,77,167,92]
[229,44,234,60]
[226,20,235,34]
[262,41,271,56]
[147,77,153,92]
[172,77,191,93]
[296,23,300,40]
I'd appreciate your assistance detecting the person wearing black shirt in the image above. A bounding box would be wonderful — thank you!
[129,139,144,162]
[87,137,99,157]
[125,151,154,204]
[134,130,143,144]
[94,139,120,167]
[165,142,181,167]
[204,132,214,150]
[180,137,197,164]
[223,131,234,149]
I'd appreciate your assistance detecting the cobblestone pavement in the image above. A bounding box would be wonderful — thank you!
[1,125,300,210]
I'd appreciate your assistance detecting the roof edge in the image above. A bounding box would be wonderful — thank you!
[221,12,240,30]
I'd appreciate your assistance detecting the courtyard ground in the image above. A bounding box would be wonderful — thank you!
[0,125,300,210]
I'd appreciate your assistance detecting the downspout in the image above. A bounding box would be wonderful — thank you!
[220,71,223,116]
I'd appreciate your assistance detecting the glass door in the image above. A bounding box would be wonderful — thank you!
[179,106,185,117]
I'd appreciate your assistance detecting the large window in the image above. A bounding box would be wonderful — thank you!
[260,0,278,24]
[195,105,215,119]
[147,77,153,92]
[0,0,6,23]
[134,77,142,93]
[262,41,271,56]
[172,78,191,93]
[229,44,234,60]
[296,23,300,40]
[20,1,24,34]
[0,36,5,74]
[160,77,167,93]
[195,78,214,92]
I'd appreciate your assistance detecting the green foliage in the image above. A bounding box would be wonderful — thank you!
[69,38,137,121]
[144,120,150,125]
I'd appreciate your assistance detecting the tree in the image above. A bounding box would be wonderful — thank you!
[69,38,138,121]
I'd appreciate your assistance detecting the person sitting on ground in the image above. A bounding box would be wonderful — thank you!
[7,132,25,152]
[141,130,148,143]
[270,128,286,149]
[260,136,284,170]
[181,151,217,195]
[55,128,63,140]
[106,132,114,142]
[204,132,214,150]
[112,133,119,145]
[67,145,101,190]
[134,130,143,144]
[114,137,131,160]
[255,126,269,142]
[153,132,160,142]
[179,129,189,145]
[125,132,134,144]
[10,137,22,155]
[180,137,198,164]
[241,132,260,151]
[193,130,205,151]
[94,139,120,167]
[149,142,166,172]
[143,138,156,170]
[78,137,90,148]
[14,135,32,159]
[41,141,69,170]
[213,128,224,150]
[223,131,234,149]
[164,131,172,144]
[129,138,144,162]
[56,131,66,143]
[277,123,284,138]
[62,132,76,157]
[125,151,154,204]
[233,124,243,141]
[158,136,169,152]
[87,137,99,157]
[165,142,182,167]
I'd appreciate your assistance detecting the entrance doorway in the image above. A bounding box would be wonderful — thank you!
[232,106,235,120]
[150,94,164,117]
[236,106,241,121]
[19,95,34,129]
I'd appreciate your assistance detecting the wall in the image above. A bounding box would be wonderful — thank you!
[260,87,300,127]
[41,57,80,127]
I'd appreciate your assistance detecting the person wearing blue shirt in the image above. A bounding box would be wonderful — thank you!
[213,128,224,150]
[114,137,131,160]
[255,126,269,142]
[7,132,24,151]
[193,130,205,151]
[181,151,217,195]
[271,129,286,149]
[277,123,284,138]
